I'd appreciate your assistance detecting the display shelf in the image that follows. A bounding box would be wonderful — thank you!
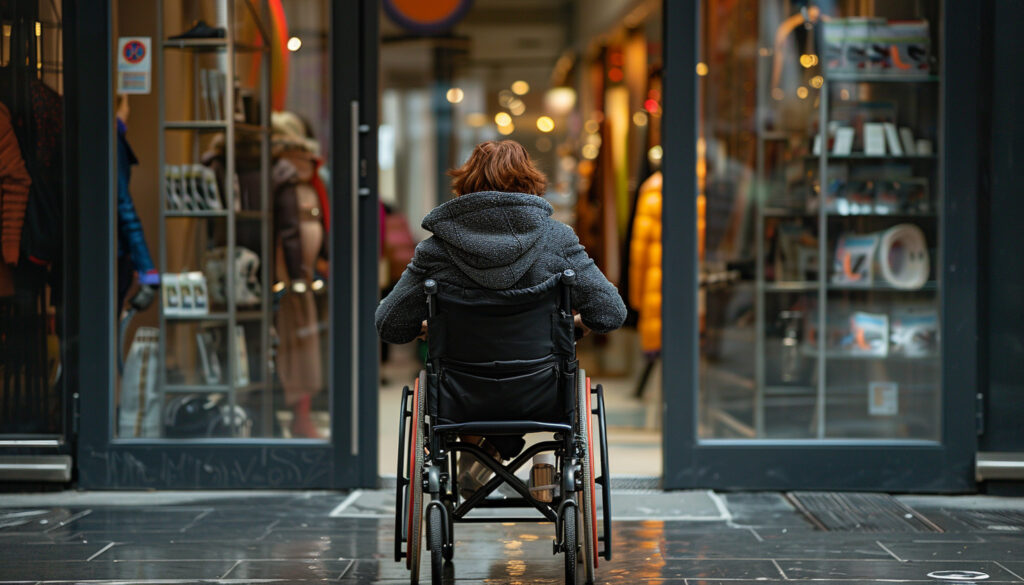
[164,384,231,393]
[164,312,224,321]
[829,281,938,292]
[156,0,274,439]
[764,209,938,218]
[764,281,938,293]
[747,2,943,441]
[805,153,937,161]
[162,38,264,53]
[165,209,229,218]
[825,73,940,83]
[164,121,268,132]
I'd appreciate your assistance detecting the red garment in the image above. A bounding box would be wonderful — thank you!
[0,102,31,265]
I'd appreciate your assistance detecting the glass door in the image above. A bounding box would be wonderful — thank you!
[0,0,72,483]
[662,0,979,491]
[75,0,378,489]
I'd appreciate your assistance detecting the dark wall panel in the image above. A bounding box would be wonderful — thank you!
[982,0,1024,452]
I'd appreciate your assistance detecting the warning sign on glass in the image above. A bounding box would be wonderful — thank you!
[117,37,151,94]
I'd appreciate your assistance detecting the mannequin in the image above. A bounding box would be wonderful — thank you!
[271,111,327,439]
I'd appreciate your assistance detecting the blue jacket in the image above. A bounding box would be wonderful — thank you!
[117,119,157,284]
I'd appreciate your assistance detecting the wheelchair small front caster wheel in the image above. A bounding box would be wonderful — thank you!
[561,505,577,585]
[428,505,446,584]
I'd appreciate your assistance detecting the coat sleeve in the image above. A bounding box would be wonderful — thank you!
[116,134,156,277]
[558,223,627,333]
[375,240,431,344]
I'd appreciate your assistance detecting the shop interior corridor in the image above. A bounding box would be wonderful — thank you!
[2,489,1024,583]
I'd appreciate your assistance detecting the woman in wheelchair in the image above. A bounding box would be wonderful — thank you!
[378,140,624,584]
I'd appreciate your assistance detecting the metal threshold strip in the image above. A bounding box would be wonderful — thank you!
[976,452,1024,481]
[0,456,72,482]
[0,439,63,447]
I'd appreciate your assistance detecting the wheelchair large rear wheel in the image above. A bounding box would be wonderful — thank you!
[576,371,597,583]
[407,371,427,583]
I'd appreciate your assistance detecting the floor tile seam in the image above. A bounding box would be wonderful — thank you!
[219,559,242,578]
[85,542,116,561]
[875,540,906,562]
[178,509,213,533]
[995,561,1024,581]
[659,556,922,561]
[41,509,92,533]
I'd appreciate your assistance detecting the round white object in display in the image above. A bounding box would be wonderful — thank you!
[878,223,929,289]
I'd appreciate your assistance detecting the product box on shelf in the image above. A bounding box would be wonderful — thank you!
[832,233,880,286]
[890,307,939,357]
[162,273,182,315]
[842,311,890,357]
[823,18,931,77]
[164,164,224,211]
[161,272,209,316]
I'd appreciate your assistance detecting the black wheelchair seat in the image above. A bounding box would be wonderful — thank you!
[425,273,577,427]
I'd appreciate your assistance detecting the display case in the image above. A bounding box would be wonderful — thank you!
[153,0,272,438]
[699,0,943,440]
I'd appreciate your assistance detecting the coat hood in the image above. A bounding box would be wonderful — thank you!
[421,191,553,289]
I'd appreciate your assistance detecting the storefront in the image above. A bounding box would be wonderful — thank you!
[1,0,1018,492]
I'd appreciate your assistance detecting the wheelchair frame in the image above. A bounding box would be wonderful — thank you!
[393,270,613,585]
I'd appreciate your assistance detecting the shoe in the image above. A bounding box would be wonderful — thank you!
[169,20,226,40]
[457,438,501,500]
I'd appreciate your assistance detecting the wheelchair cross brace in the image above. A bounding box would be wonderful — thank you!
[443,439,572,523]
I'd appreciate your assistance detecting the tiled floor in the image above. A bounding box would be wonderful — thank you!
[1,490,1023,584]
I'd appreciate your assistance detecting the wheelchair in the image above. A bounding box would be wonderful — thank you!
[393,269,613,584]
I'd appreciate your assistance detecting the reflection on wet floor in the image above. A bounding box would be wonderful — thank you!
[2,491,1024,583]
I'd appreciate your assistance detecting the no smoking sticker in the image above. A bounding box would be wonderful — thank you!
[117,37,151,94]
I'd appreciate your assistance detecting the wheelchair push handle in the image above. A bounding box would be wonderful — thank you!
[424,279,438,317]
[560,269,575,315]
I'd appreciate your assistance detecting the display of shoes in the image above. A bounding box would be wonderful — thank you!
[164,164,224,212]
[168,20,226,40]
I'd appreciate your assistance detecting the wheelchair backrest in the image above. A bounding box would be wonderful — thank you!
[425,271,577,425]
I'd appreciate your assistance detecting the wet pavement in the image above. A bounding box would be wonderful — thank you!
[1,489,1023,584]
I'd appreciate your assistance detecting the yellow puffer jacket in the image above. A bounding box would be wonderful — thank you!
[628,171,662,353]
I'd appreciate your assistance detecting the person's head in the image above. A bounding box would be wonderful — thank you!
[448,140,547,197]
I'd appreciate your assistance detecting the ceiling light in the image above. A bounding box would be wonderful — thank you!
[446,88,464,104]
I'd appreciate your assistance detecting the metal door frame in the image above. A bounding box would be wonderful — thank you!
[661,0,980,491]
[75,0,379,489]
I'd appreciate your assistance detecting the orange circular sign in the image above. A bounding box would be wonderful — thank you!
[384,0,472,34]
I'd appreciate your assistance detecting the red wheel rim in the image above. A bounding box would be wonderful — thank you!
[586,377,598,568]
[406,377,420,569]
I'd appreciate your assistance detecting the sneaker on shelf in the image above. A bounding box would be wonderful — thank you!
[169,20,226,41]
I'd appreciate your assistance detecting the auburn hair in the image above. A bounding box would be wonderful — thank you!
[448,140,547,196]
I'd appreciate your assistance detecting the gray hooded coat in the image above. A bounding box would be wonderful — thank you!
[375,191,627,344]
